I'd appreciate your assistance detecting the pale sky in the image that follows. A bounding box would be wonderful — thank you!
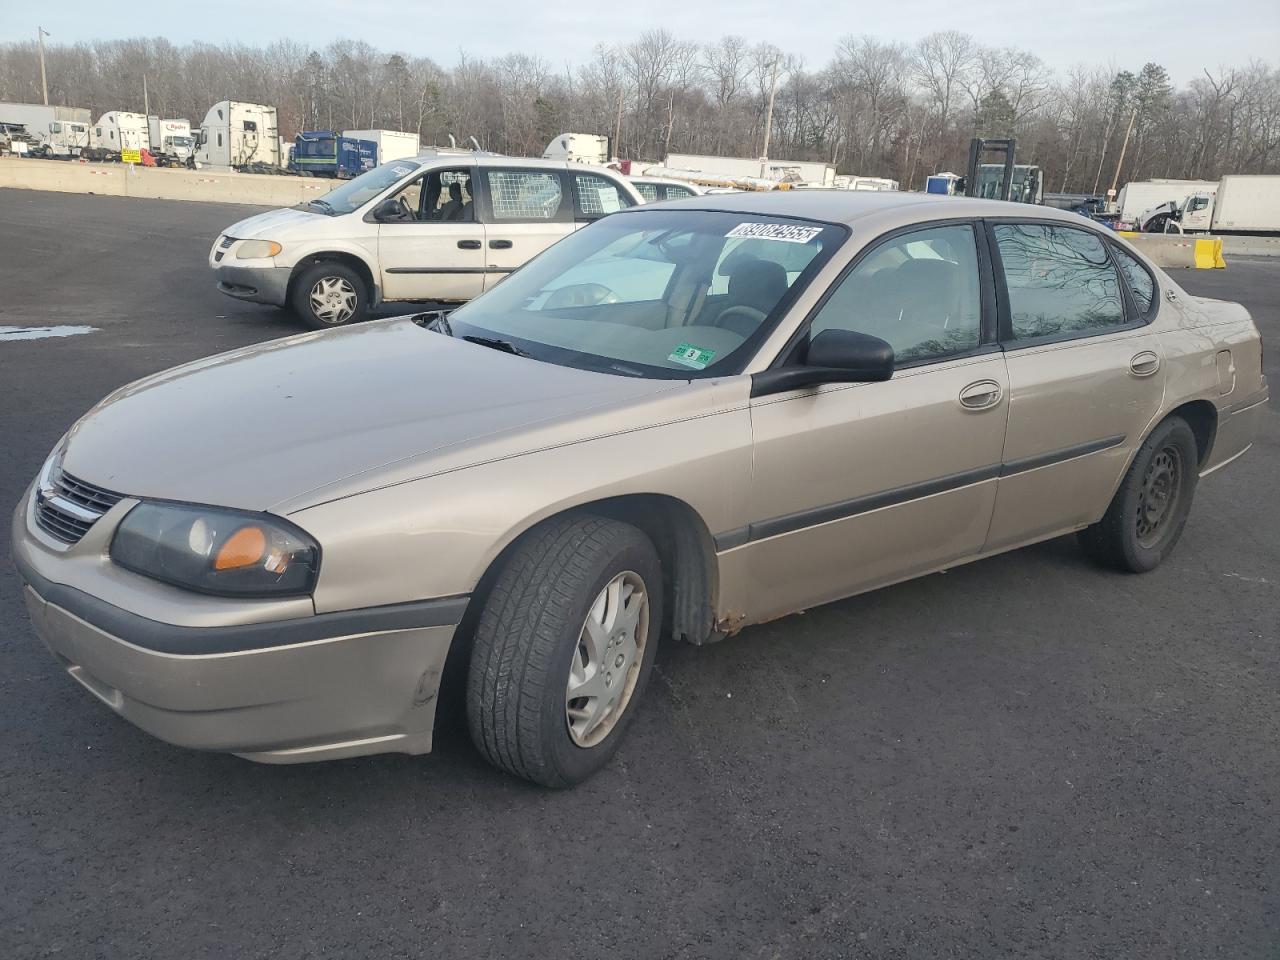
[3,0,1278,84]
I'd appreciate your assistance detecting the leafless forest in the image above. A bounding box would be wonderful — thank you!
[1,32,1277,191]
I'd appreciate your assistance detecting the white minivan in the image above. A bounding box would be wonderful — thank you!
[211,153,644,328]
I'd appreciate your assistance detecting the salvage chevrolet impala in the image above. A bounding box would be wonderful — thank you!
[14,192,1267,786]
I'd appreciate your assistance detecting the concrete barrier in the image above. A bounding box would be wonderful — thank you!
[1118,231,1226,269]
[1221,235,1280,258]
[0,156,336,207]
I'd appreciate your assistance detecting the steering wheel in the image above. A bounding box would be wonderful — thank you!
[396,195,413,219]
[713,304,768,338]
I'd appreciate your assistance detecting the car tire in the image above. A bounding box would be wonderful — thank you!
[290,261,368,330]
[466,514,663,787]
[1079,416,1199,573]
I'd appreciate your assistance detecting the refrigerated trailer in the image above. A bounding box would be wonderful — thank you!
[344,129,420,164]
[1115,179,1219,225]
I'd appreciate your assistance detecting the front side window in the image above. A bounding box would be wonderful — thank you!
[994,224,1125,340]
[486,169,564,221]
[51,122,62,134]
[382,168,472,223]
[573,173,632,220]
[634,182,659,203]
[810,224,982,364]
[444,211,841,378]
[1112,244,1156,316]
[1189,196,1210,212]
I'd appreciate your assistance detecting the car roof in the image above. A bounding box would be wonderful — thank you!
[407,152,623,174]
[637,188,1094,230]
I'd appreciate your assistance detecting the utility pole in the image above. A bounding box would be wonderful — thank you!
[143,74,149,118]
[760,55,781,172]
[37,26,50,106]
[613,87,624,161]
[1109,106,1138,196]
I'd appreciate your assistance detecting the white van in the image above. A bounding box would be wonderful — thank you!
[210,153,643,328]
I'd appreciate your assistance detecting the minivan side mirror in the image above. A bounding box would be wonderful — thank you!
[371,197,408,222]
[750,329,895,397]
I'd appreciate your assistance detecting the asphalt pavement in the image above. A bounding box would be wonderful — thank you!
[1,189,1276,959]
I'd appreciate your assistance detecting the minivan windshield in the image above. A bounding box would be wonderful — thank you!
[307,160,422,215]
[444,210,843,378]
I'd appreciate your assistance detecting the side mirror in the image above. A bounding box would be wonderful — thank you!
[750,329,895,397]
[371,197,405,222]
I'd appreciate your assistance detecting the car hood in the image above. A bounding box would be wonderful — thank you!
[61,318,683,513]
[222,206,329,240]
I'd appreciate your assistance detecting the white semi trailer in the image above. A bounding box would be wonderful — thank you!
[1116,179,1219,225]
[194,101,281,170]
[665,152,837,187]
[0,102,91,158]
[344,129,421,164]
[544,133,611,165]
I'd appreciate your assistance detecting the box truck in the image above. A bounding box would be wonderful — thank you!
[343,129,420,164]
[544,133,611,165]
[194,101,281,171]
[147,117,194,165]
[1115,179,1218,225]
[0,102,91,158]
[1166,175,1280,235]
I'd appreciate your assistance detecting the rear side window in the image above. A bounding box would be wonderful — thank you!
[1112,244,1156,317]
[994,224,1125,340]
[666,185,696,199]
[573,173,632,220]
[633,182,659,202]
[486,169,565,221]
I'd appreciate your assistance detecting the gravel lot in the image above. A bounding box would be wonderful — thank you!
[1,189,1276,959]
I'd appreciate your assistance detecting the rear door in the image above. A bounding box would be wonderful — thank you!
[476,167,574,289]
[984,219,1166,549]
[377,165,486,302]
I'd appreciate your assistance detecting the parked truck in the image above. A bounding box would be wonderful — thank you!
[0,102,91,158]
[1160,175,1280,235]
[147,117,194,166]
[544,133,611,165]
[1115,179,1219,227]
[344,129,420,164]
[194,101,280,171]
[87,111,151,161]
[290,131,378,178]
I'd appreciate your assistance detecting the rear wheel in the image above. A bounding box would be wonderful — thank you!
[289,261,368,330]
[1079,416,1199,572]
[466,515,662,787]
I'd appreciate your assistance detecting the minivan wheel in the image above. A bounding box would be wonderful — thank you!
[1079,416,1199,573]
[290,262,368,329]
[466,515,663,787]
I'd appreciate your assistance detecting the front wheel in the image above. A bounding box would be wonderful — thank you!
[1079,416,1199,572]
[467,515,663,787]
[289,262,368,330]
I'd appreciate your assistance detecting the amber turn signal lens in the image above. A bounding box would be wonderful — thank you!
[214,526,267,570]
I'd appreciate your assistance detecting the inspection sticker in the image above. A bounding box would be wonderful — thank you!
[725,222,823,244]
[392,165,415,176]
[669,343,716,370]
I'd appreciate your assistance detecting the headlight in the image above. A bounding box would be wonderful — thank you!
[110,502,319,597]
[236,239,282,259]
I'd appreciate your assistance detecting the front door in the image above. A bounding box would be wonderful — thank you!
[984,220,1167,549]
[378,166,486,302]
[726,221,1010,624]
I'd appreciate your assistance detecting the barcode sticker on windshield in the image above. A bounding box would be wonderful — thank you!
[391,165,415,176]
[725,222,823,244]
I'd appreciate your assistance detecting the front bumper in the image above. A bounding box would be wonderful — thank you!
[13,492,467,764]
[213,263,291,306]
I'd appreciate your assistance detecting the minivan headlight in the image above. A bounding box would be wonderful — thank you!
[110,502,319,597]
[236,239,282,259]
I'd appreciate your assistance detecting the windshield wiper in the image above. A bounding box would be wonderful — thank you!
[462,335,530,358]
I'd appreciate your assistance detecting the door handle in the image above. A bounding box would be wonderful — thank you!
[489,239,513,249]
[959,379,1003,410]
[457,239,481,250]
[1129,351,1161,377]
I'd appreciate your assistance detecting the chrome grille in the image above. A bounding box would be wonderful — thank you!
[35,470,124,545]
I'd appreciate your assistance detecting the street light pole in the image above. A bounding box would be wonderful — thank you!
[37,26,50,106]
[760,55,781,173]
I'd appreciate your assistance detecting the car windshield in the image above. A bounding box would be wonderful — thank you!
[309,160,422,215]
[444,210,843,378]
